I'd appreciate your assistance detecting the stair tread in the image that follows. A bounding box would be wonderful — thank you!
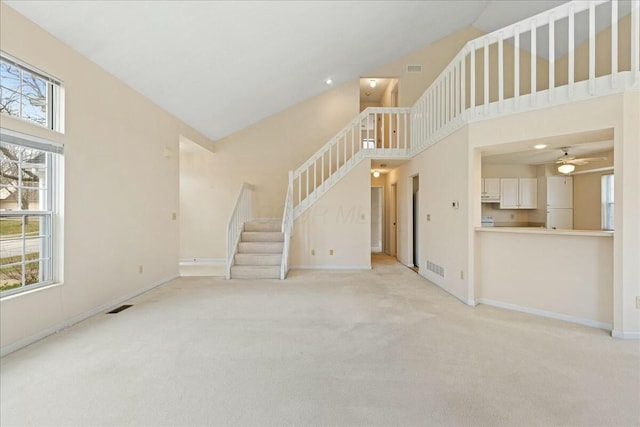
[241,231,284,242]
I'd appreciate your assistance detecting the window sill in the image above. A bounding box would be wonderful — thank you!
[0,282,62,302]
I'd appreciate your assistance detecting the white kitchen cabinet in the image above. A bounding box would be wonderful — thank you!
[481,178,500,202]
[500,178,537,209]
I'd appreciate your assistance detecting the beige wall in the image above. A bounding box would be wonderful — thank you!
[0,4,213,352]
[469,93,640,336]
[291,160,371,269]
[190,81,359,260]
[572,150,614,231]
[476,231,613,327]
[388,127,471,303]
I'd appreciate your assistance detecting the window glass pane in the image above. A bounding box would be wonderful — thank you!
[0,142,49,211]
[0,262,23,292]
[0,62,20,92]
[21,70,47,99]
[0,86,20,116]
[21,95,47,126]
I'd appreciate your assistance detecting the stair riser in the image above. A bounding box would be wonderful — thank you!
[238,242,284,254]
[234,254,282,266]
[244,221,281,232]
[241,232,284,242]
[231,266,280,279]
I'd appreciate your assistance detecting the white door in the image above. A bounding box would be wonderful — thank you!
[547,176,573,208]
[547,208,573,229]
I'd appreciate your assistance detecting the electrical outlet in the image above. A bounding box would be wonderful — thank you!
[636,296,640,309]
[329,249,334,256]
[171,212,177,220]
[426,214,431,221]
[510,213,515,220]
[460,270,464,280]
[311,249,315,256]
[138,265,143,274]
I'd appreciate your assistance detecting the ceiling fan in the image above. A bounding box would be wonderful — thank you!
[554,147,607,174]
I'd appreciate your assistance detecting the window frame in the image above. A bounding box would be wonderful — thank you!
[1,129,63,297]
[601,173,614,231]
[0,52,64,133]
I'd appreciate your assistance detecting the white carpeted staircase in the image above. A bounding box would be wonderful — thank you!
[230,219,283,279]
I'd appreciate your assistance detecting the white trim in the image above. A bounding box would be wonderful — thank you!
[611,330,640,340]
[291,265,371,270]
[0,274,178,357]
[477,298,613,331]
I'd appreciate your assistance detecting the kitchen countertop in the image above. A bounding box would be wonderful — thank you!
[475,227,613,237]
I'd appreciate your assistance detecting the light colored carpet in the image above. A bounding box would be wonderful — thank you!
[1,254,639,426]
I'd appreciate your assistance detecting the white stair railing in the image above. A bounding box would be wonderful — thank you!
[410,0,639,157]
[292,107,411,217]
[226,182,254,279]
[281,0,639,266]
[280,171,294,280]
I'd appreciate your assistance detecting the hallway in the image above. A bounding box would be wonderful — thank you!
[1,255,638,426]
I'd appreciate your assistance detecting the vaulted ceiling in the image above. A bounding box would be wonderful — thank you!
[5,1,569,141]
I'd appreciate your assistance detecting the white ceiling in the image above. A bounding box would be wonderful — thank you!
[6,0,574,141]
[481,129,614,165]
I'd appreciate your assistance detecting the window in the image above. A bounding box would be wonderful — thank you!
[1,130,62,296]
[0,54,63,132]
[601,174,614,231]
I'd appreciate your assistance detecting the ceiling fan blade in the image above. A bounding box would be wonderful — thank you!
[569,160,589,165]
[571,156,607,163]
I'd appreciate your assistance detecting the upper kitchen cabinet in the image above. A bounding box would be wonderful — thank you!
[481,178,500,203]
[500,178,537,209]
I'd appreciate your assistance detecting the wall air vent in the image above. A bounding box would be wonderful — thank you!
[406,64,423,73]
[426,260,445,277]
[107,304,133,314]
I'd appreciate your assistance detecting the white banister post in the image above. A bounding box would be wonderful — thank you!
[484,37,489,115]
[632,0,640,85]
[549,14,555,101]
[589,0,596,95]
[569,4,575,97]
[514,25,520,109]
[470,41,476,118]
[404,111,408,149]
[498,31,504,112]
[531,21,537,106]
[313,159,317,196]
[611,0,618,88]
[373,113,378,150]
[461,49,466,116]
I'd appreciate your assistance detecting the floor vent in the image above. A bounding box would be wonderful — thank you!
[426,261,445,277]
[107,304,133,314]
[406,64,423,73]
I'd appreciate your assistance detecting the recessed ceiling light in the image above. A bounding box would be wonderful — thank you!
[533,144,547,149]
[326,79,333,85]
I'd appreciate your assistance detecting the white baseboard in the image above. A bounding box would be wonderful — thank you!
[476,298,613,331]
[611,330,640,340]
[179,258,224,265]
[1,274,179,357]
[292,265,371,270]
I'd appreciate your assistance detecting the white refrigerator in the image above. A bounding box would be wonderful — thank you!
[546,176,573,229]
[547,208,573,229]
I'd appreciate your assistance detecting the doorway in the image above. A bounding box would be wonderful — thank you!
[411,175,419,269]
[390,183,397,257]
[371,187,383,253]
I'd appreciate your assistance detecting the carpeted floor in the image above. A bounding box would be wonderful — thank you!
[1,254,639,426]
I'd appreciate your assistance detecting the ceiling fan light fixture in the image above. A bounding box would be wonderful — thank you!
[558,164,575,174]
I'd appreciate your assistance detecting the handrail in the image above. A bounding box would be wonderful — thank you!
[280,171,294,279]
[281,0,639,262]
[292,106,411,217]
[226,182,254,279]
